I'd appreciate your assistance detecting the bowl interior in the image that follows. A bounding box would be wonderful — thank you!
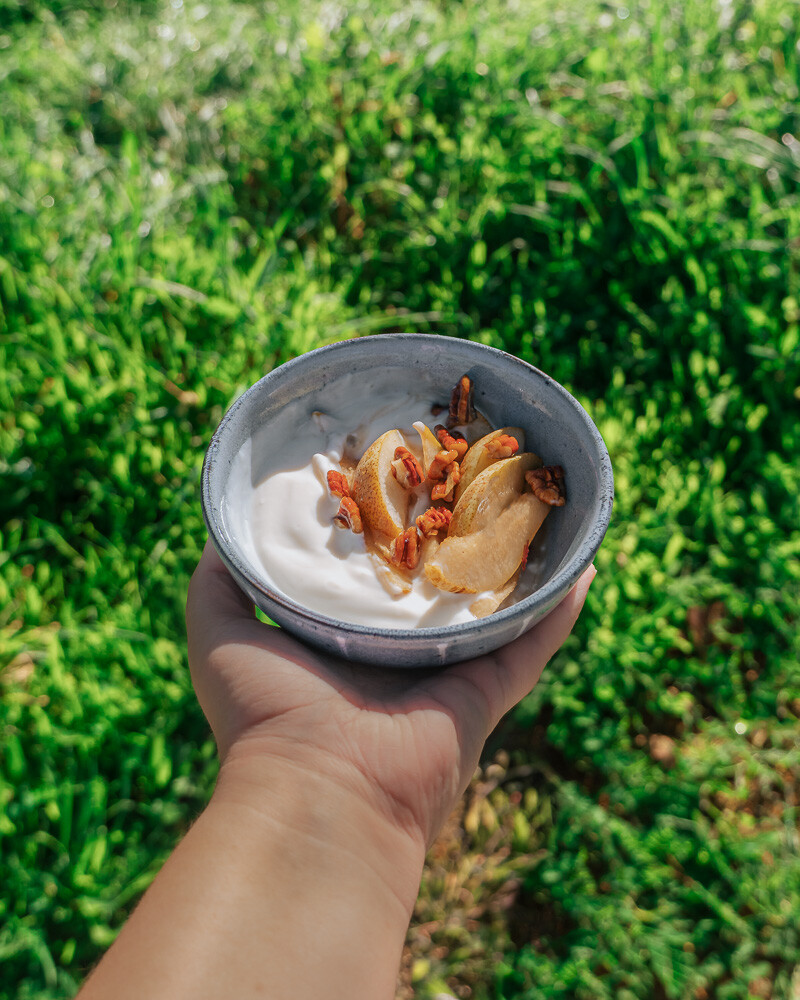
[203,334,612,637]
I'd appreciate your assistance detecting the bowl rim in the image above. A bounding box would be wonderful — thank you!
[201,334,614,639]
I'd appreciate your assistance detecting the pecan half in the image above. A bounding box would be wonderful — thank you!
[434,424,468,460]
[525,465,566,507]
[333,496,363,532]
[389,527,421,570]
[390,446,424,489]
[485,434,520,460]
[416,506,453,538]
[326,469,351,499]
[447,374,476,428]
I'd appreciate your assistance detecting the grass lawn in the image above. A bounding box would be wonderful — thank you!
[1,0,799,997]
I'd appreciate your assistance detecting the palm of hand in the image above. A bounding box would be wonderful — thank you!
[187,544,593,848]
[192,610,496,846]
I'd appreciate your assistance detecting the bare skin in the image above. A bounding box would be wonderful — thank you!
[77,543,596,1000]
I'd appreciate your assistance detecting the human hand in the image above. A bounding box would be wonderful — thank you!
[187,541,595,852]
[79,546,594,1000]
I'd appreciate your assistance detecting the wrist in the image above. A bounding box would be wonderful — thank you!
[213,744,428,919]
[80,740,428,1000]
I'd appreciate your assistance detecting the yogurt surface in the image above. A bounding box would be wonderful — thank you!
[226,381,497,628]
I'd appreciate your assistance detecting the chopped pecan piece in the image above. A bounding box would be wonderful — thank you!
[520,542,530,570]
[427,442,461,503]
[485,434,520,460]
[326,469,351,499]
[447,374,476,428]
[390,446,424,489]
[525,465,566,507]
[434,424,468,460]
[416,506,453,538]
[389,527,421,570]
[431,462,461,503]
[333,496,363,532]
[427,448,459,482]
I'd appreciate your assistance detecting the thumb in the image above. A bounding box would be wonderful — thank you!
[185,539,315,676]
[186,540,258,660]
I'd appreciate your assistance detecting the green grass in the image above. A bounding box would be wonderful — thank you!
[2,0,800,997]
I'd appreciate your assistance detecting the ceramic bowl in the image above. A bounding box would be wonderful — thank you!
[201,334,613,668]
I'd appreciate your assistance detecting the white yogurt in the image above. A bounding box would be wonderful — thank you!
[224,373,548,629]
[225,380,502,628]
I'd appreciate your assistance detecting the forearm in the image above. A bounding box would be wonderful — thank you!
[78,756,426,1000]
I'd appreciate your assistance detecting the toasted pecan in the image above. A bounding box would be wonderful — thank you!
[416,506,453,539]
[333,496,364,532]
[525,465,566,507]
[389,527,421,570]
[485,434,520,460]
[431,462,461,503]
[427,448,459,482]
[391,446,424,489]
[326,469,350,499]
[447,374,476,428]
[434,424,468,460]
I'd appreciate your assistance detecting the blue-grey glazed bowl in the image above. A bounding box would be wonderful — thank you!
[201,334,613,668]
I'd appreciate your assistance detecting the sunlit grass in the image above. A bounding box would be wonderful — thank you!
[1,1,799,998]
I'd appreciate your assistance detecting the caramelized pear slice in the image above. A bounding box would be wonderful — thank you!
[454,426,528,503]
[424,493,549,594]
[351,429,409,540]
[449,452,542,537]
[425,452,551,595]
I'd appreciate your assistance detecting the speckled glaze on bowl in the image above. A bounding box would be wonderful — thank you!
[201,334,613,668]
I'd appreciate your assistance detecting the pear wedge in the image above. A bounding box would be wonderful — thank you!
[351,429,410,540]
[425,452,549,595]
[454,426,528,503]
[449,452,542,537]
[424,492,549,594]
